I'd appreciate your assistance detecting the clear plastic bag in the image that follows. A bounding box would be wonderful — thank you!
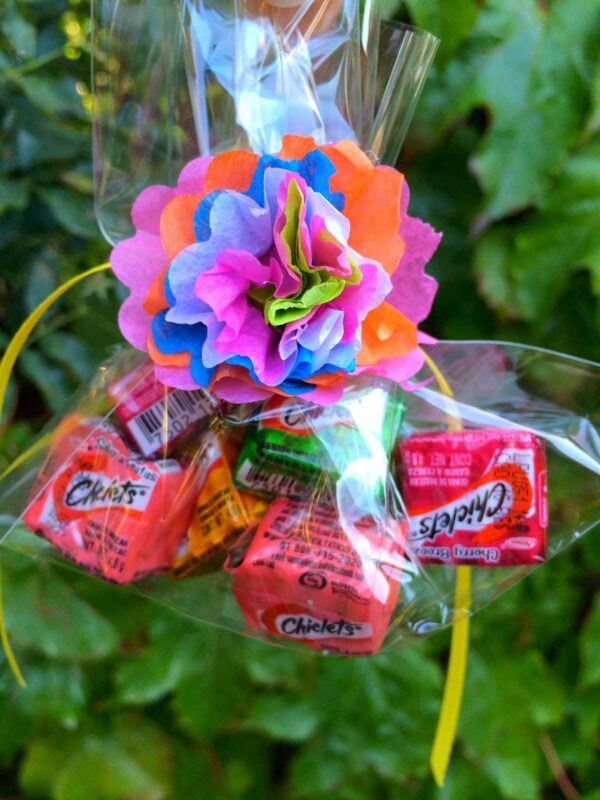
[92,0,439,243]
[1,342,598,655]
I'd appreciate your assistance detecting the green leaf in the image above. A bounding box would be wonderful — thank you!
[172,631,249,738]
[18,348,73,412]
[0,178,29,214]
[53,740,166,800]
[473,229,514,317]
[4,560,120,660]
[482,749,539,800]
[9,99,89,170]
[115,618,207,706]
[458,649,567,798]
[245,693,321,743]
[436,758,502,800]
[288,749,347,796]
[522,652,566,728]
[12,661,87,727]
[475,138,600,321]
[41,332,96,382]
[171,742,226,800]
[20,716,173,800]
[580,595,600,686]
[378,0,403,19]
[19,736,68,798]
[571,688,600,746]
[588,61,600,136]
[284,649,445,790]
[2,10,37,59]
[244,639,315,689]
[0,694,33,761]
[37,186,98,239]
[405,0,480,65]
[20,75,86,119]
[25,257,58,313]
[458,0,599,222]
[111,713,175,796]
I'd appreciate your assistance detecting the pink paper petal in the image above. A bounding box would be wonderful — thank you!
[154,364,202,390]
[111,232,168,292]
[214,306,292,386]
[131,186,176,236]
[197,250,273,337]
[177,157,212,192]
[118,298,152,351]
[357,347,425,385]
[386,183,441,325]
[211,376,275,403]
[304,380,346,405]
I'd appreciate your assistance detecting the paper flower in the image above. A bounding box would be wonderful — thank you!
[111,136,441,403]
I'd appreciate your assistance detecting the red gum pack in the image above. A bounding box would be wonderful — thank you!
[23,417,197,583]
[227,497,404,655]
[398,428,547,567]
[108,362,215,457]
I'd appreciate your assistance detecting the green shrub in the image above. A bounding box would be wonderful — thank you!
[1,1,599,798]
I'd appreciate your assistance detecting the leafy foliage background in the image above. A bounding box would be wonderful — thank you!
[0,0,599,798]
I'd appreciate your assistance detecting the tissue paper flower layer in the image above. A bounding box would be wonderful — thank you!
[111,136,441,403]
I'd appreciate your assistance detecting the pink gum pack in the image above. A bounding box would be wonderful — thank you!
[108,361,215,457]
[398,428,547,567]
[24,417,197,583]
[227,497,405,655]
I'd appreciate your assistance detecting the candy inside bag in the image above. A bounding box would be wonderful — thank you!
[233,388,405,500]
[226,497,405,655]
[398,427,548,567]
[1,342,598,654]
[22,416,200,584]
[171,428,266,577]
[108,361,216,457]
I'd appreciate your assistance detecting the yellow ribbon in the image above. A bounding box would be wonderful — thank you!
[0,562,26,687]
[0,262,111,686]
[0,263,469,781]
[421,350,471,787]
[0,433,53,484]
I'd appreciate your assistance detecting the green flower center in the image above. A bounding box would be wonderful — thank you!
[254,179,360,327]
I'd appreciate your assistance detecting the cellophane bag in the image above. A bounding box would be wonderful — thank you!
[1,340,598,655]
[0,0,598,662]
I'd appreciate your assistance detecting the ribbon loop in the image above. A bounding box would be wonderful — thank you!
[0,262,111,687]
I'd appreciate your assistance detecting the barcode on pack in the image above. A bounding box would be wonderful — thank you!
[126,389,213,456]
[235,460,310,498]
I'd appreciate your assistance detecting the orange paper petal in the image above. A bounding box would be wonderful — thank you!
[307,371,345,388]
[160,194,202,259]
[159,152,259,260]
[142,265,169,316]
[357,303,418,366]
[280,139,406,272]
[324,139,374,174]
[147,336,191,369]
[321,144,406,274]
[346,169,405,274]
[202,151,259,194]
[278,135,321,161]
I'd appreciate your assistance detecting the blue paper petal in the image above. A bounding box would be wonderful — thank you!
[246,151,344,211]
[151,310,214,387]
[193,189,224,242]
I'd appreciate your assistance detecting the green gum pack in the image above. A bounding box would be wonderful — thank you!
[233,387,406,499]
